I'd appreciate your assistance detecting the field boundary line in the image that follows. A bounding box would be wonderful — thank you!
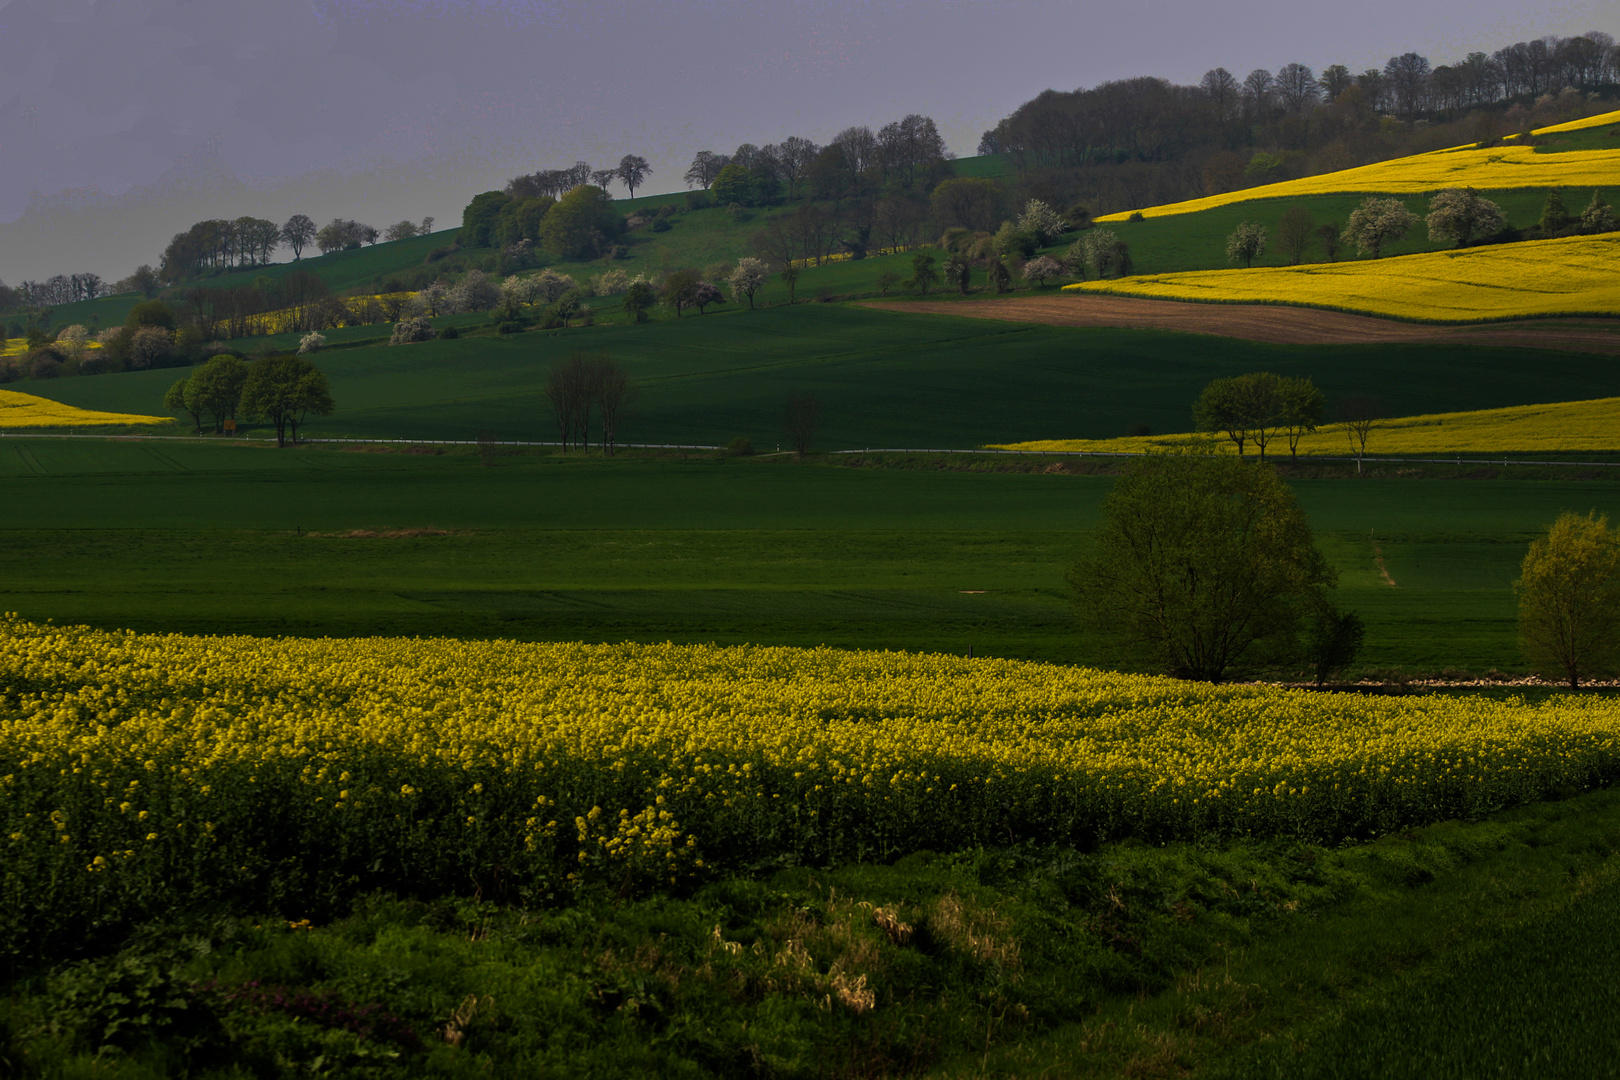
[4,431,1619,468]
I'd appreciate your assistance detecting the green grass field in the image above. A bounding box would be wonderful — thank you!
[2,435,1616,673]
[18,306,1620,449]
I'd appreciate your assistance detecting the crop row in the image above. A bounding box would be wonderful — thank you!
[4,617,1620,958]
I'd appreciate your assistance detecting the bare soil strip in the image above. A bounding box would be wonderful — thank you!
[862,296,1620,355]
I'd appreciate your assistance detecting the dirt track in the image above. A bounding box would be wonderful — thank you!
[862,296,1620,355]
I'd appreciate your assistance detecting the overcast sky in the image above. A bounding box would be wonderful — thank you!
[1,0,1614,283]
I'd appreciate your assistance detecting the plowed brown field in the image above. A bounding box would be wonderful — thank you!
[862,296,1620,355]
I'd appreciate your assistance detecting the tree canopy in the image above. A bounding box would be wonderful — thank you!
[1067,453,1337,682]
[239,355,335,448]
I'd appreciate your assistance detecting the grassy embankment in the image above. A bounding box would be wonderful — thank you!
[4,704,1618,1078]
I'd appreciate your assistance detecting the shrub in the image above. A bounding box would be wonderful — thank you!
[389,317,436,345]
[726,437,755,456]
[297,332,326,355]
[496,321,524,335]
[651,216,672,232]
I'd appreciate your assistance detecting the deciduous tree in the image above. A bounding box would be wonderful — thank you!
[1275,205,1314,265]
[1067,453,1338,682]
[1425,188,1504,247]
[280,214,316,260]
[1225,221,1268,268]
[1343,197,1417,258]
[727,257,768,309]
[785,392,818,457]
[617,155,652,199]
[239,355,334,447]
[1515,512,1620,687]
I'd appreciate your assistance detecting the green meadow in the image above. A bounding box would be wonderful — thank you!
[3,435,1616,673]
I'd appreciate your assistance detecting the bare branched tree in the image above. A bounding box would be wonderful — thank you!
[785,392,819,458]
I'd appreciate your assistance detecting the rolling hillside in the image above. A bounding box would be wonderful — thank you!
[1095,108,1620,222]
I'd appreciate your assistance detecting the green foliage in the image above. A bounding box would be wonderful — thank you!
[541,185,623,260]
[12,786,1620,1077]
[457,191,511,249]
[1304,607,1366,684]
[1068,454,1336,681]
[1539,188,1570,233]
[125,301,176,331]
[992,221,1038,260]
[710,163,758,207]
[908,252,938,294]
[1514,512,1620,687]
[239,355,335,447]
[622,280,655,323]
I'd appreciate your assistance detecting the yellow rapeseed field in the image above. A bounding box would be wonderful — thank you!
[0,388,169,428]
[1061,234,1620,321]
[1096,109,1620,222]
[5,617,1619,953]
[994,396,1620,457]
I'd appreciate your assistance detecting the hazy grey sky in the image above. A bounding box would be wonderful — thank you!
[1,0,1614,282]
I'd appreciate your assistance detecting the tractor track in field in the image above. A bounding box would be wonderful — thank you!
[861,296,1620,355]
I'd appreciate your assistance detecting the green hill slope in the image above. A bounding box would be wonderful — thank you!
[19,306,1620,449]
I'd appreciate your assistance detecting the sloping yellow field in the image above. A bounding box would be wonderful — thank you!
[0,388,169,428]
[1096,109,1620,222]
[1062,234,1620,321]
[992,396,1620,457]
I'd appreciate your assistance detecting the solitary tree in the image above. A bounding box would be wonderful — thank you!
[239,355,334,447]
[1425,188,1504,247]
[1225,221,1268,267]
[1343,197,1417,258]
[1067,453,1337,682]
[1515,512,1620,687]
[785,392,818,457]
[617,155,652,199]
[728,257,768,309]
[280,214,317,260]
[1275,205,1315,265]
